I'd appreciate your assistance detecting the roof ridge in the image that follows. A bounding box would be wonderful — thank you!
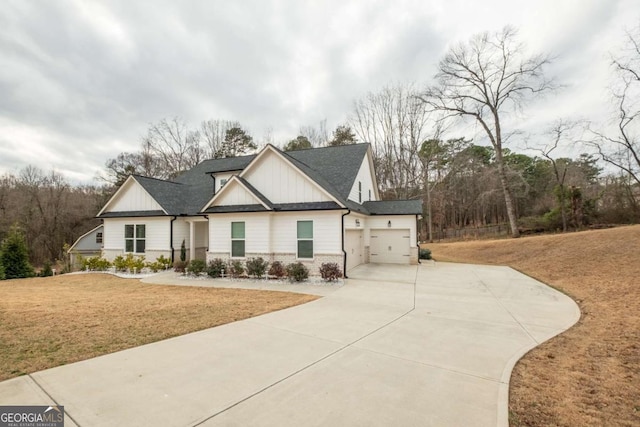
[132,174,184,185]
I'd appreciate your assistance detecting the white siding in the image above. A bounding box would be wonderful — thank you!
[344,212,367,230]
[242,150,332,204]
[215,181,262,206]
[271,211,342,255]
[347,155,377,203]
[365,215,418,247]
[105,180,164,213]
[213,172,237,193]
[102,217,171,252]
[209,213,271,255]
[173,218,190,249]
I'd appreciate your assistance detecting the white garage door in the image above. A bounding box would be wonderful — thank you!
[345,229,363,271]
[370,229,410,264]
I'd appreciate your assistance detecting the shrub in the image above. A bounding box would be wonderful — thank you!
[246,257,269,278]
[0,262,5,280]
[207,258,226,278]
[180,239,187,262]
[156,255,172,270]
[286,262,309,282]
[0,225,35,279]
[113,253,145,273]
[319,262,342,281]
[187,259,206,276]
[173,260,188,274]
[228,260,244,278]
[83,256,112,271]
[419,248,432,260]
[268,261,286,278]
[147,255,173,272]
[40,261,54,277]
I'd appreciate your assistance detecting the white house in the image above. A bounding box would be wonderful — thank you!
[96,143,422,275]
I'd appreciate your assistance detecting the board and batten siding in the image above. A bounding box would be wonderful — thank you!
[105,180,164,213]
[347,156,377,204]
[213,172,237,193]
[214,181,262,206]
[242,151,333,204]
[102,217,171,253]
[172,218,190,249]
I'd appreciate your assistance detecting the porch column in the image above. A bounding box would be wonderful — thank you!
[189,220,195,261]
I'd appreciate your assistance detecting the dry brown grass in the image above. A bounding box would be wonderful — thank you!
[427,225,640,426]
[0,274,318,381]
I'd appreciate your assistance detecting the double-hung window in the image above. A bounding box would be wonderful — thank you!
[297,220,313,259]
[125,224,145,253]
[231,222,245,257]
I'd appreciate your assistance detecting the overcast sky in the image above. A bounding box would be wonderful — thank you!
[1,0,638,184]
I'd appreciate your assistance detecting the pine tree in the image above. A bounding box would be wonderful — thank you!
[0,225,35,279]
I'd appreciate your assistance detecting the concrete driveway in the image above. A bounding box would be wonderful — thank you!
[0,262,579,426]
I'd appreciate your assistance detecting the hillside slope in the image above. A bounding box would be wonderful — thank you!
[429,225,640,426]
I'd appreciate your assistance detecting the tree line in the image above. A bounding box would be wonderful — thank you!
[2,24,639,270]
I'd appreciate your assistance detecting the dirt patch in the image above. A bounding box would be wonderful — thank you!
[0,274,318,381]
[426,225,640,426]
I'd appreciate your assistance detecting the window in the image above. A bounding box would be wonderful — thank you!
[220,178,228,188]
[96,232,103,244]
[358,181,362,203]
[231,222,245,257]
[297,220,313,259]
[125,225,145,253]
[369,189,372,201]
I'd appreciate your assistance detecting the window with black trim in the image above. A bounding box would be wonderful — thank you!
[297,220,313,259]
[358,181,362,203]
[231,222,245,257]
[368,189,372,201]
[96,232,103,244]
[125,224,145,253]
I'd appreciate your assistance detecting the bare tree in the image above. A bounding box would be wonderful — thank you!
[535,121,578,232]
[350,83,432,199]
[143,117,202,179]
[587,24,640,186]
[200,119,242,158]
[419,27,554,237]
[300,119,329,146]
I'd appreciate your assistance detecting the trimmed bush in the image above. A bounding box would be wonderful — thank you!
[228,260,244,278]
[268,261,286,278]
[113,253,145,273]
[319,262,342,281]
[207,258,226,278]
[173,260,188,273]
[286,262,309,282]
[246,257,269,278]
[180,239,187,262]
[156,255,172,269]
[419,248,432,260]
[83,256,112,271]
[187,259,206,276]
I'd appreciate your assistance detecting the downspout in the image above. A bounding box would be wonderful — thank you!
[170,216,177,263]
[416,214,421,264]
[341,209,351,279]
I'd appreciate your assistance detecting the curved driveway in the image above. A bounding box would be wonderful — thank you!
[0,262,579,426]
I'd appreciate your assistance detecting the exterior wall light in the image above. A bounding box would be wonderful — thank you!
[355,219,360,227]
[387,220,391,228]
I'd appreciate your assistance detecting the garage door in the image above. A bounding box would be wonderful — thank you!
[345,229,363,271]
[370,229,410,264]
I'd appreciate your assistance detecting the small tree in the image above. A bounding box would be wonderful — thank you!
[328,125,357,146]
[180,239,186,262]
[0,225,35,279]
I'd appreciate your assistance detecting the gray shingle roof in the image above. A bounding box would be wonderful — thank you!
[363,200,423,215]
[100,143,421,218]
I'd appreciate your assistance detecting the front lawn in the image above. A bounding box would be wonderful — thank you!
[0,273,318,381]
